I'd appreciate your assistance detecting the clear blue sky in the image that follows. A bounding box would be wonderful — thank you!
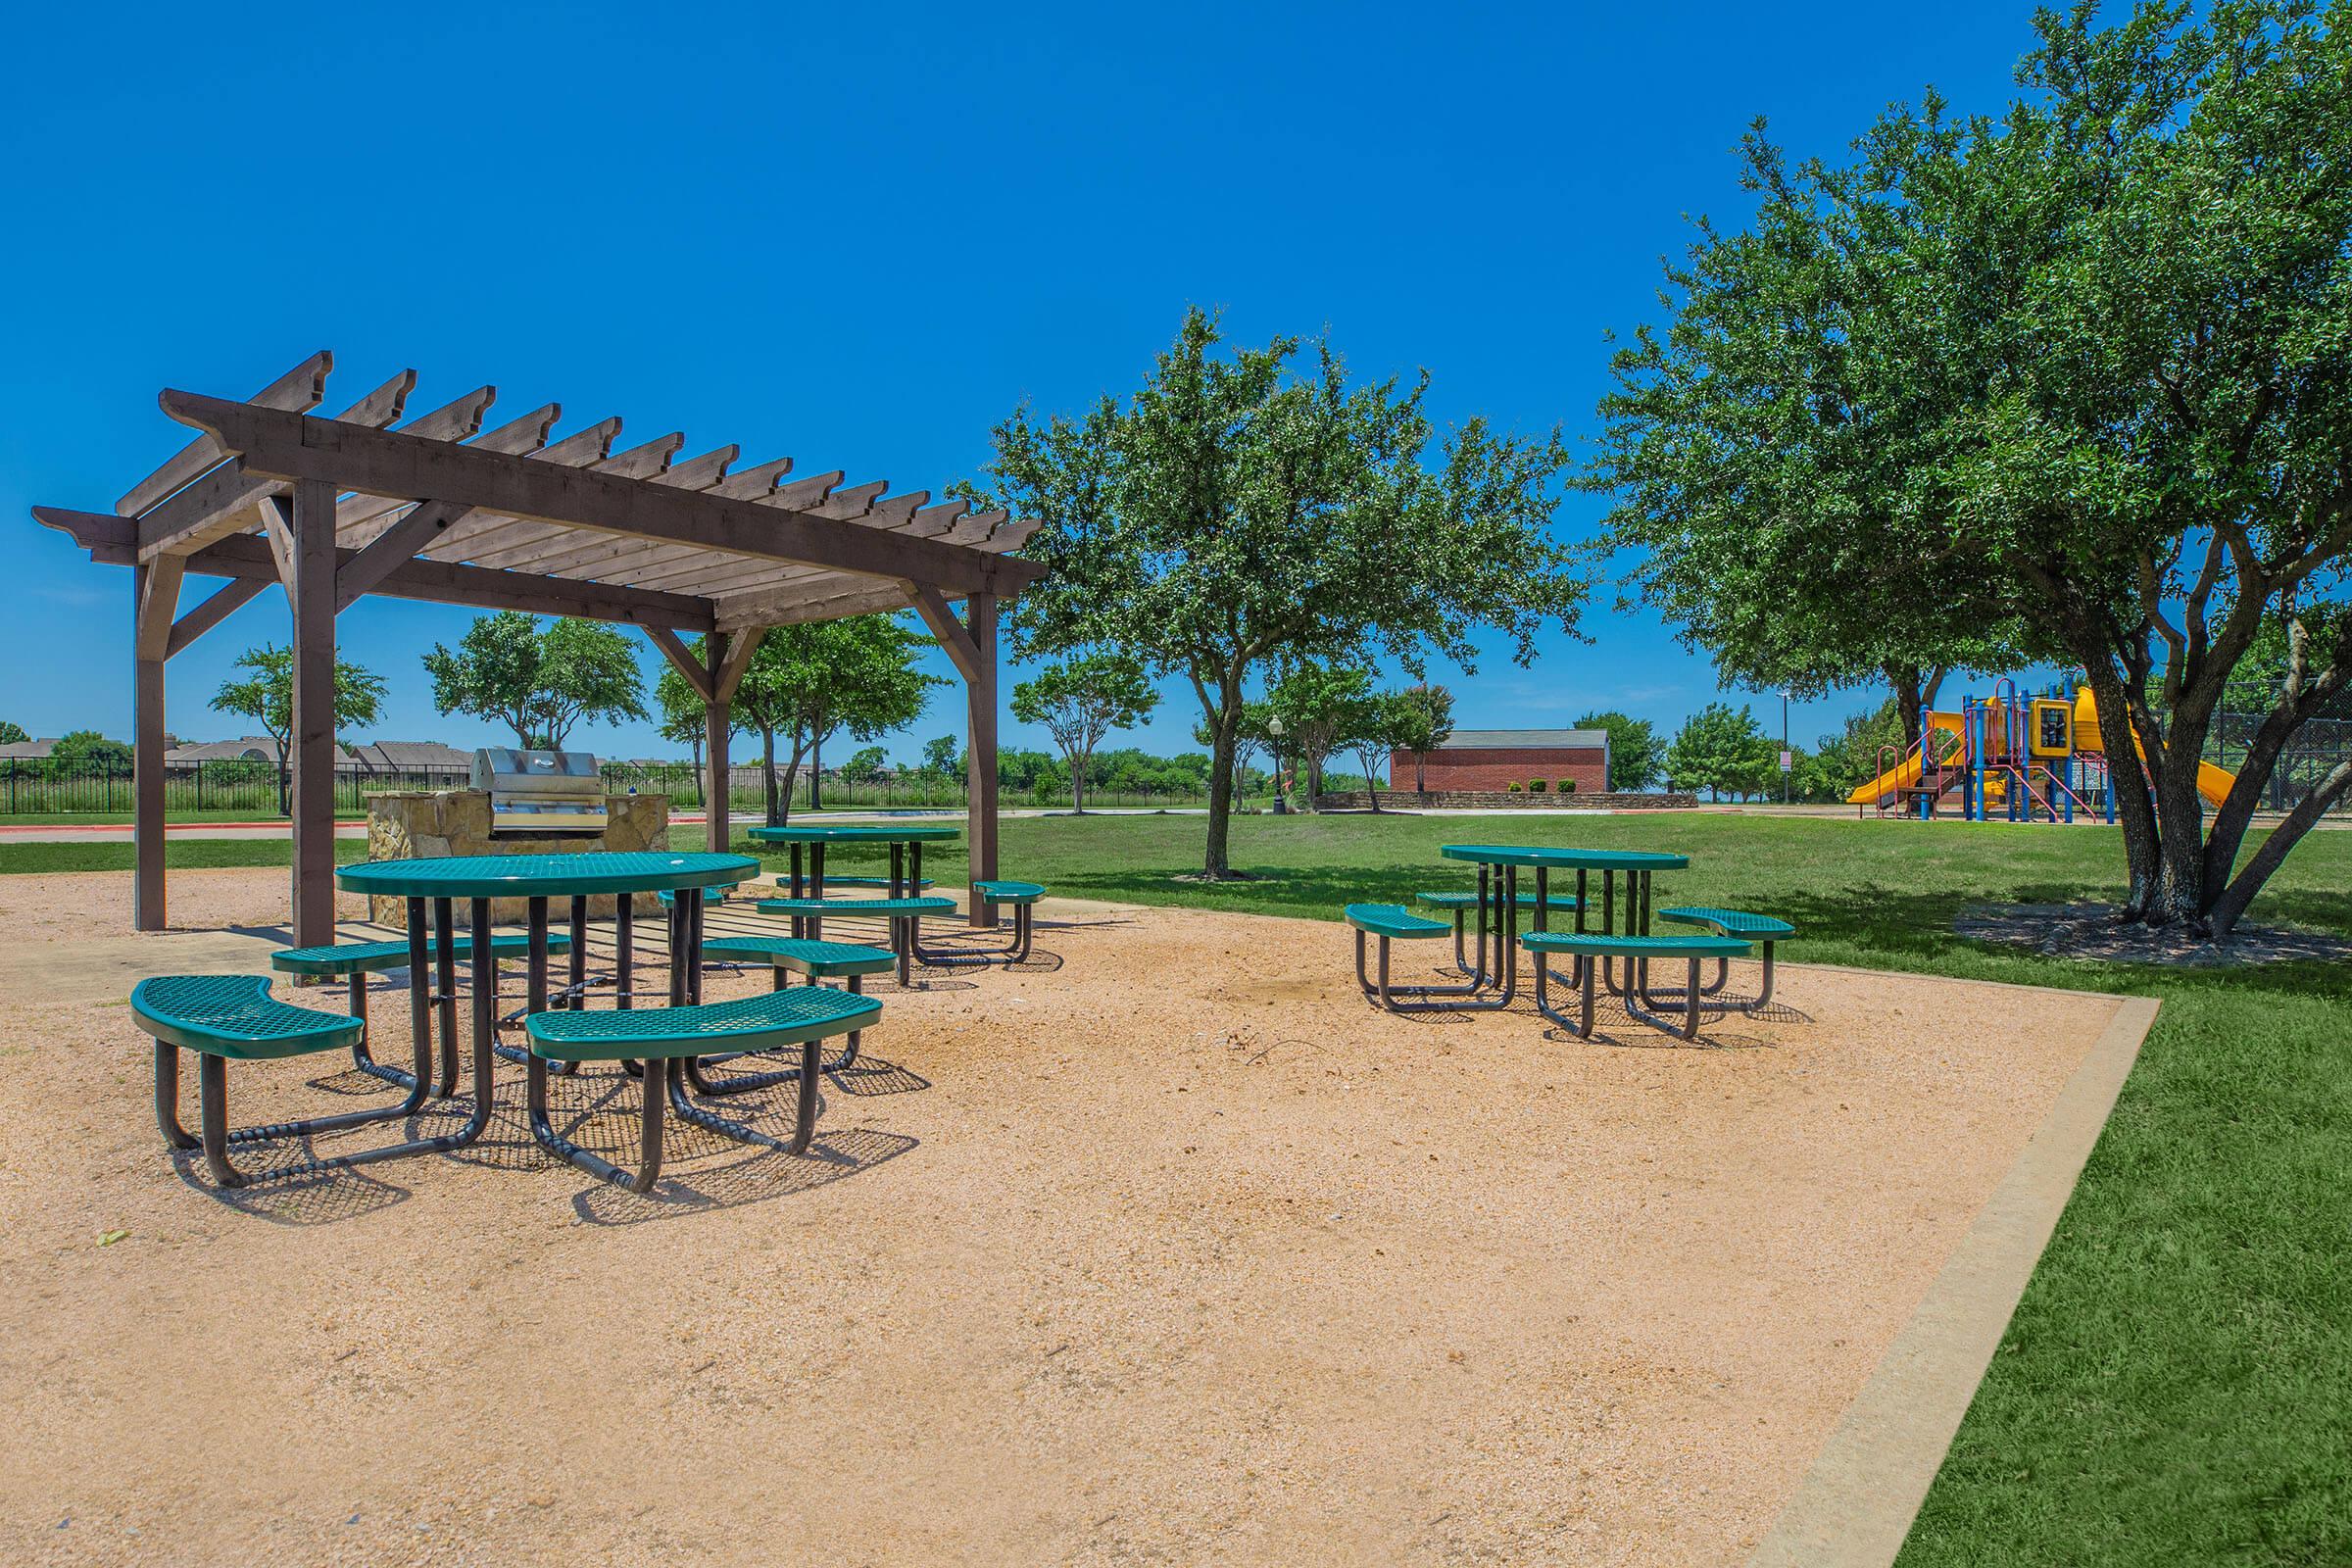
[0,1,2060,765]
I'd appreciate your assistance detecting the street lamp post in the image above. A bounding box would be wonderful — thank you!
[1267,713,1288,814]
[1781,689,1791,805]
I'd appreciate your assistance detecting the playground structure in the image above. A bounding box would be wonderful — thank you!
[1849,680,2238,823]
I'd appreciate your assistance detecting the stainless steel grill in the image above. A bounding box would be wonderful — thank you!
[470,748,608,835]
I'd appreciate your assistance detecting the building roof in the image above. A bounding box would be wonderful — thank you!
[1431,728,1611,751]
[0,739,58,760]
[166,737,297,763]
[346,740,470,770]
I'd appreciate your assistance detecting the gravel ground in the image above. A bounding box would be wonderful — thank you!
[0,869,2122,1566]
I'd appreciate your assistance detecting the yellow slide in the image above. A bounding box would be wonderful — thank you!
[1847,748,1924,807]
[2073,686,2237,808]
[1846,710,1967,807]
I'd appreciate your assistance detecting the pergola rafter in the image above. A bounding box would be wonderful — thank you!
[35,351,1042,945]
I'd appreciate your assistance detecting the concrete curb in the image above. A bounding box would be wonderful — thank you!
[1743,992,2162,1567]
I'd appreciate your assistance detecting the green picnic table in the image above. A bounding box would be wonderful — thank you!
[1434,844,1691,1001]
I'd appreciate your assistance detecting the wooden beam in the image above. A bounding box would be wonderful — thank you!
[713,624,761,699]
[160,392,1045,596]
[134,552,185,662]
[70,527,718,631]
[137,370,416,560]
[117,349,329,516]
[607,491,959,597]
[643,624,712,702]
[288,476,338,948]
[335,500,465,611]
[132,563,168,931]
[964,592,1001,927]
[259,494,298,584]
[166,578,268,659]
[906,584,980,682]
[457,439,727,571]
[705,630,733,856]
[336,401,560,542]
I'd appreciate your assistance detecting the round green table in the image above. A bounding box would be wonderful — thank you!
[1436,844,1690,997]
[746,822,959,902]
[337,852,759,1134]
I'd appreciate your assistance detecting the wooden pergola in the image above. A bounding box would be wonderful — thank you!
[33,352,1043,947]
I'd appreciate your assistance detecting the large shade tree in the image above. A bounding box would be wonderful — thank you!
[212,644,386,814]
[422,612,648,750]
[1009,652,1159,813]
[725,614,940,824]
[970,308,1586,876]
[1594,0,2352,934]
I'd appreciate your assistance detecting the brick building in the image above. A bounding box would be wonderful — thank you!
[1390,727,1611,793]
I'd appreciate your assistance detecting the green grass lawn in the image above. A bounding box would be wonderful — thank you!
[4,808,2343,1562]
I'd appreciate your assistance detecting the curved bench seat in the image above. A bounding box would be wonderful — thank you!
[524,987,884,1192]
[1519,931,1754,1041]
[270,931,571,977]
[1344,903,1450,940]
[131,974,441,1189]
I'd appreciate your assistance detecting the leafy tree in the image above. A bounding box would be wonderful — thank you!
[210,646,386,814]
[726,615,941,823]
[1665,702,1764,802]
[47,728,135,777]
[1574,710,1663,792]
[1385,684,1456,793]
[1594,3,2352,934]
[422,612,647,750]
[842,746,889,785]
[0,721,26,745]
[970,307,1586,877]
[1263,661,1374,808]
[1009,652,1160,812]
[920,733,965,783]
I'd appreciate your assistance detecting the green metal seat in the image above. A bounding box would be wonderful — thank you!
[523,987,883,1191]
[757,895,956,985]
[1519,931,1754,1041]
[131,974,442,1189]
[132,974,362,1059]
[1344,903,1450,939]
[813,875,936,890]
[756,896,956,916]
[1654,906,1793,1014]
[270,931,571,977]
[703,935,897,981]
[1656,906,1794,939]
[1519,932,1749,957]
[915,880,1047,967]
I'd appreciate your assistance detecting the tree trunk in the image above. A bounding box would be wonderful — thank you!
[1070,748,1086,814]
[1887,662,1927,752]
[809,730,823,812]
[2208,757,2352,935]
[1200,668,1245,879]
[760,725,780,826]
[1414,753,1426,792]
[2080,654,2165,921]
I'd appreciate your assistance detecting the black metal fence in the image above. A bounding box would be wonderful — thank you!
[0,759,1213,816]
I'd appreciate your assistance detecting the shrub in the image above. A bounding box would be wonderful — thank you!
[1559,778,1577,793]
[1506,780,1524,793]
[1528,777,1547,793]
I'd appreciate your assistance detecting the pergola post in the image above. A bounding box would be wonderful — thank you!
[131,559,177,932]
[286,478,339,948]
[964,592,1001,927]
[704,630,733,854]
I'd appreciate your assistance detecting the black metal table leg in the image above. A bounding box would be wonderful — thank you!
[433,897,460,1098]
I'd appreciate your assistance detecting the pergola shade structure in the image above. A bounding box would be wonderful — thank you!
[35,352,1043,945]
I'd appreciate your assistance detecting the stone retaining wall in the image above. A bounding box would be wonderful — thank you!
[1311,790,1697,811]
[363,790,674,924]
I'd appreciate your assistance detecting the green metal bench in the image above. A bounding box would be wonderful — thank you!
[132,974,448,1189]
[915,879,1047,966]
[699,935,894,1076]
[813,875,936,891]
[1347,903,1515,1013]
[1520,931,1751,1041]
[524,985,882,1191]
[756,895,957,985]
[1656,906,1794,1011]
[272,931,575,1090]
